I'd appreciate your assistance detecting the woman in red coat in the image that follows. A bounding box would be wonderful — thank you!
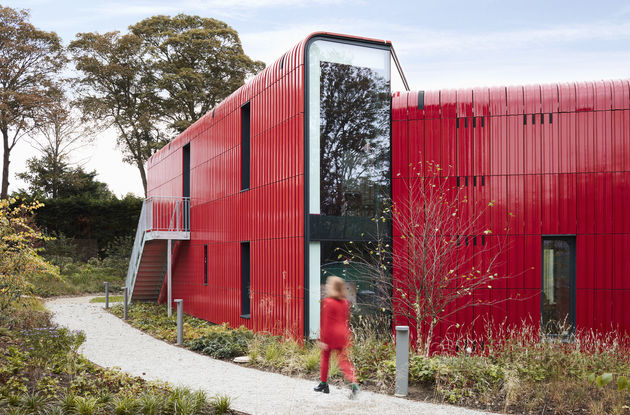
[313,276,359,399]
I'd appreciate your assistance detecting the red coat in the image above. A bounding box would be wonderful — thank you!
[320,297,351,349]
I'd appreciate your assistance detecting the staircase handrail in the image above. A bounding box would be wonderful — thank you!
[125,198,150,301]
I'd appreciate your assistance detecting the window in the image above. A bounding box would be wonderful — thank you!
[241,242,250,318]
[241,102,250,191]
[541,237,576,335]
[203,244,207,285]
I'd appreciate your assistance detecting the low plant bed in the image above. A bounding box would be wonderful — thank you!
[110,302,630,414]
[0,297,242,415]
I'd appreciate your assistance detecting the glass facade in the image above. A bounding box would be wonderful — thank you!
[307,38,392,337]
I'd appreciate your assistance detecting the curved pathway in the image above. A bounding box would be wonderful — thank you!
[46,296,494,415]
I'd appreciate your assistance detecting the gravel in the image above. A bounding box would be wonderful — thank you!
[46,296,495,415]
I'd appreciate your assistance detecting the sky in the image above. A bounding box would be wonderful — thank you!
[3,0,630,197]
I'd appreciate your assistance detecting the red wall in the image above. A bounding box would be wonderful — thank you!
[146,38,307,338]
[392,79,630,342]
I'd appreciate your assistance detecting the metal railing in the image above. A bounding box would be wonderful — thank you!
[145,196,191,233]
[125,196,190,303]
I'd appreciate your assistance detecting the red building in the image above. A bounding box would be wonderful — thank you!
[126,32,630,342]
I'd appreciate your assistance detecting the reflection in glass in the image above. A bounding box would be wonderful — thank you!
[542,238,575,335]
[319,61,391,217]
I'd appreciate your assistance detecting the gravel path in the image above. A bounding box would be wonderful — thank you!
[46,296,495,415]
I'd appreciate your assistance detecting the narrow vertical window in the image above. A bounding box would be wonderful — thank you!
[541,236,576,335]
[241,242,250,317]
[203,244,208,285]
[241,102,250,191]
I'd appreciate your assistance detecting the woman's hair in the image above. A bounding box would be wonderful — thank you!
[326,275,346,299]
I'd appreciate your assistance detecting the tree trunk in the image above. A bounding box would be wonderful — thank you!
[137,159,147,197]
[1,128,10,199]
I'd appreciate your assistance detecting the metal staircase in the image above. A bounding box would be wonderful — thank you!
[125,196,190,304]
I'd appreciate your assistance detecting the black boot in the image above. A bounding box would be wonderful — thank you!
[314,381,329,394]
[348,383,360,400]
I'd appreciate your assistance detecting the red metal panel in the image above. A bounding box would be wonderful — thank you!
[595,173,613,234]
[473,87,490,116]
[576,81,595,112]
[612,291,630,334]
[457,116,473,176]
[507,175,524,234]
[594,110,612,172]
[541,83,559,114]
[488,175,508,235]
[473,88,490,176]
[489,116,507,175]
[612,172,630,234]
[473,115,490,176]
[392,120,409,178]
[489,86,507,116]
[524,175,541,234]
[612,110,630,171]
[507,235,524,290]
[524,111,542,174]
[441,89,457,119]
[522,235,540,290]
[612,234,630,290]
[558,82,576,113]
[593,290,612,332]
[506,115,524,175]
[408,120,422,176]
[506,85,524,115]
[594,235,613,291]
[594,80,612,111]
[441,118,457,176]
[424,119,441,175]
[612,79,630,110]
[542,174,576,234]
[576,173,594,234]
[456,88,473,117]
[576,289,594,329]
[576,234,595,290]
[424,90,440,119]
[557,112,576,173]
[524,84,541,114]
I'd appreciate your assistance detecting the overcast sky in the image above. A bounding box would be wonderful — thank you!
[3,0,630,197]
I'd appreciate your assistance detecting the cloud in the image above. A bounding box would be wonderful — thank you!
[84,0,352,18]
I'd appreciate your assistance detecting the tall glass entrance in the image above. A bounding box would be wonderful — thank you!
[306,37,392,338]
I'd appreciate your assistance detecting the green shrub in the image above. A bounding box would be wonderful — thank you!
[187,327,253,359]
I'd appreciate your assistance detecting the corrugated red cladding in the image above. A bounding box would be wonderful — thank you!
[392,79,630,342]
[146,40,308,338]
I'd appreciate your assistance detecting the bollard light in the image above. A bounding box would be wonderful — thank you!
[175,299,183,345]
[123,287,128,320]
[395,325,409,397]
[104,282,109,309]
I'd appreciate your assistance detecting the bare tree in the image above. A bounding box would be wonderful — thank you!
[18,92,95,199]
[340,162,513,356]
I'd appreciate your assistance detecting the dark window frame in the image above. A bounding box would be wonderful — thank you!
[541,235,576,335]
[240,241,251,318]
[203,244,208,286]
[241,102,251,191]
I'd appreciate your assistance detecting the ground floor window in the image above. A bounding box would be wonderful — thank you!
[541,236,576,335]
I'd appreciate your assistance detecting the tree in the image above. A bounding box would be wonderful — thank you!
[17,91,94,199]
[0,6,65,198]
[69,31,163,196]
[130,14,265,133]
[70,15,265,196]
[344,163,513,356]
[17,160,114,200]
